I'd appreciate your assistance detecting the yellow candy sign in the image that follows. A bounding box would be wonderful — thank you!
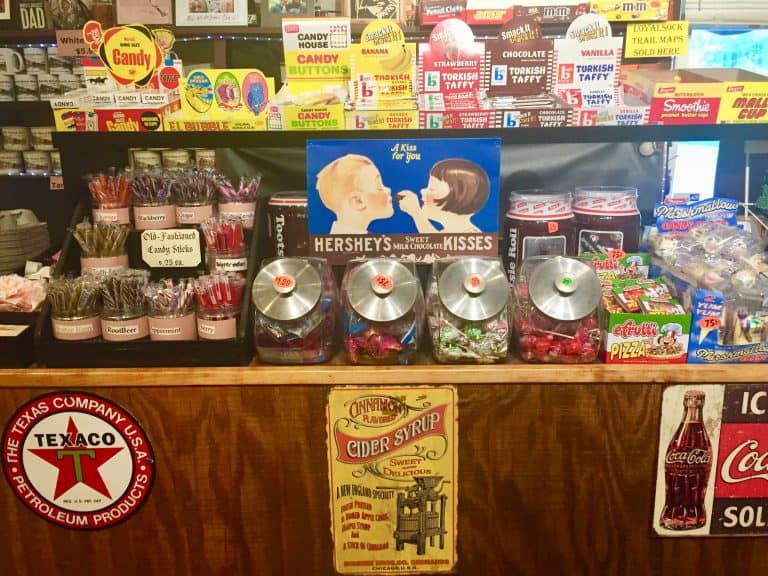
[83,21,171,87]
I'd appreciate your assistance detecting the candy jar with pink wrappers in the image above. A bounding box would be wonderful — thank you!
[216,173,261,229]
[99,270,150,342]
[47,276,102,341]
[131,169,177,230]
[171,169,218,226]
[427,257,511,364]
[86,168,132,226]
[194,272,245,340]
[341,258,423,365]
[252,257,337,364]
[514,256,602,363]
[200,216,248,275]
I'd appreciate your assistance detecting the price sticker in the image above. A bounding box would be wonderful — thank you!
[698,316,721,331]
[55,30,91,58]
[371,274,394,295]
[607,249,626,260]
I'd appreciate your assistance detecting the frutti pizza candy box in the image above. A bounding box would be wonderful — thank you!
[599,277,691,364]
[174,69,275,131]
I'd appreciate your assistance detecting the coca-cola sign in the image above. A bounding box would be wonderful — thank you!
[665,448,712,466]
[654,384,768,537]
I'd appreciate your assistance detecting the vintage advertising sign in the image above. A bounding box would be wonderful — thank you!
[418,18,487,110]
[82,21,173,87]
[654,384,768,536]
[351,20,416,102]
[488,18,553,98]
[327,386,458,573]
[2,391,154,530]
[552,36,622,108]
[282,17,352,81]
[306,138,500,264]
[625,21,688,58]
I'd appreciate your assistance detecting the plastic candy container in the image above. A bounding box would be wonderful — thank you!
[573,186,641,254]
[427,257,511,363]
[252,257,337,364]
[342,258,423,365]
[514,256,602,363]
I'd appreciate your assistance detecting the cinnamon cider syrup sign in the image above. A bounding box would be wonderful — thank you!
[653,384,768,536]
[327,387,457,573]
[2,392,154,529]
[83,21,169,87]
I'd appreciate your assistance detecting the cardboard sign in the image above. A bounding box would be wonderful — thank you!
[327,386,458,573]
[654,384,768,536]
[282,17,352,81]
[55,30,91,57]
[488,18,553,97]
[306,138,500,264]
[552,36,622,108]
[351,20,416,102]
[82,22,173,87]
[140,229,202,268]
[418,18,487,110]
[625,21,688,58]
[0,325,30,337]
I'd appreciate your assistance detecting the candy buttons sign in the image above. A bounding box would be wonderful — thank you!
[2,391,154,529]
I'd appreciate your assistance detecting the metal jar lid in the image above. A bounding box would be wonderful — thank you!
[252,258,321,321]
[528,257,601,321]
[438,257,509,321]
[346,259,419,323]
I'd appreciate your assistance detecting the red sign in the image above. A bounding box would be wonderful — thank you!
[2,391,154,529]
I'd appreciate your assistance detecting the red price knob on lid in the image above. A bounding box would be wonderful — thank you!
[371,274,394,295]
[464,273,486,295]
[273,274,296,294]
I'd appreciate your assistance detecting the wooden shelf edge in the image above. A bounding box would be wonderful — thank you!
[0,362,762,387]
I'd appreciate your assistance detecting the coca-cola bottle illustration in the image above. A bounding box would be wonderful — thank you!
[660,390,713,530]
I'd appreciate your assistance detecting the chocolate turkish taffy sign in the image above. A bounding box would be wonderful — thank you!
[488,18,553,97]
[654,384,768,536]
[327,386,458,573]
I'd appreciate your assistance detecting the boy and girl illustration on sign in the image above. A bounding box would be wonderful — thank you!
[314,153,492,235]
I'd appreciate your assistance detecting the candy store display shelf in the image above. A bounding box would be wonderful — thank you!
[0,359,764,387]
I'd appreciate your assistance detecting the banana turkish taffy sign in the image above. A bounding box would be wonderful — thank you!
[82,22,173,87]
[327,386,458,574]
[351,20,416,102]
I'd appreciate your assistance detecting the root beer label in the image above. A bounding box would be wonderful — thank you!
[654,384,768,536]
[2,391,154,530]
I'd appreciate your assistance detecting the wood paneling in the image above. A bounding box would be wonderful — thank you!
[1,383,764,576]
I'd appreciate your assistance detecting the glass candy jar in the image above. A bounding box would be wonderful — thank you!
[428,257,511,363]
[514,256,601,363]
[573,186,641,255]
[252,257,337,364]
[342,258,423,365]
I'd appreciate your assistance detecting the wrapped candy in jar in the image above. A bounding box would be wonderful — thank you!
[427,257,511,363]
[252,257,337,364]
[514,256,602,363]
[342,258,423,365]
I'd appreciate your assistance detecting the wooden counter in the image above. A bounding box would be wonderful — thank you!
[1,364,766,575]
[0,361,764,387]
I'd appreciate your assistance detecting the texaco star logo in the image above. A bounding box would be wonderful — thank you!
[2,391,155,529]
